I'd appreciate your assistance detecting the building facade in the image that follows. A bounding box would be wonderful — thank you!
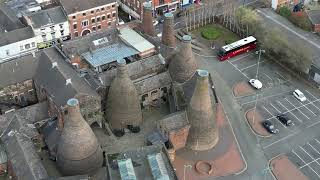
[24,6,70,43]
[271,0,299,10]
[60,0,118,39]
[119,0,180,19]
[0,27,42,62]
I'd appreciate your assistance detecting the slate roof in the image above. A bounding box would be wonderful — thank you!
[0,4,24,32]
[101,54,166,86]
[60,0,116,15]
[134,71,172,95]
[28,6,67,29]
[0,103,50,180]
[82,42,138,68]
[61,28,118,57]
[33,48,99,107]
[158,111,189,132]
[0,52,40,87]
[0,26,34,46]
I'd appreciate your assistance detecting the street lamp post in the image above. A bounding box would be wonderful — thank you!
[183,164,192,180]
[252,49,265,124]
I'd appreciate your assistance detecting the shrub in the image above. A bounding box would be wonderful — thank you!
[201,26,222,40]
[278,6,292,18]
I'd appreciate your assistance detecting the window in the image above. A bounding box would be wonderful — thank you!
[137,1,140,8]
[101,7,104,11]
[5,50,9,55]
[82,12,86,16]
[91,18,95,23]
[107,14,110,18]
[73,23,77,29]
[59,24,63,28]
[25,44,31,49]
[107,5,110,9]
[91,10,94,14]
[102,15,106,21]
[97,25,101,29]
[92,26,96,31]
[97,16,100,22]
[60,30,64,36]
[108,21,111,25]
[74,32,78,37]
[81,20,89,27]
[31,42,35,47]
[96,9,100,12]
[112,13,116,17]
[20,45,24,51]
[51,32,55,38]
[112,4,115,7]
[40,28,45,31]
[72,15,76,19]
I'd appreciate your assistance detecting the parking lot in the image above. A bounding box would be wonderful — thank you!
[227,52,290,90]
[287,137,320,180]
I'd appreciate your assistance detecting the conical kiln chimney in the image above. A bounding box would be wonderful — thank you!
[142,2,155,37]
[169,35,197,83]
[161,12,176,48]
[185,70,219,151]
[56,98,103,175]
[106,59,143,137]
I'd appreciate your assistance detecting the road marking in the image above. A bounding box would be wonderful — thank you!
[241,90,293,106]
[299,146,320,175]
[262,106,274,118]
[240,61,265,71]
[263,132,297,150]
[270,103,281,113]
[277,101,302,123]
[229,53,253,63]
[306,99,320,112]
[264,73,273,81]
[292,97,316,116]
[291,149,319,177]
[284,98,310,120]
[305,90,318,100]
[308,143,320,155]
[227,60,249,79]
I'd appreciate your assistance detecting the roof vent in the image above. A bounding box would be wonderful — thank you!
[66,79,72,85]
[52,62,58,68]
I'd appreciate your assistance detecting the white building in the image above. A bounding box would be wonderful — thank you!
[0,26,42,62]
[24,6,70,42]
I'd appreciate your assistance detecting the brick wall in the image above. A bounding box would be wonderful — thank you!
[314,24,320,32]
[68,3,118,39]
[168,125,190,150]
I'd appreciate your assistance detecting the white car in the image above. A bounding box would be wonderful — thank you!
[249,79,262,89]
[293,89,307,102]
[153,20,158,26]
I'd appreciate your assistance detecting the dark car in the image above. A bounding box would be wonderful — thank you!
[263,120,279,134]
[277,114,294,126]
[158,17,164,24]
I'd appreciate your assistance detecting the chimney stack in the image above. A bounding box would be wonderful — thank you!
[161,12,176,48]
[185,70,218,151]
[56,98,103,176]
[105,59,143,137]
[142,2,155,37]
[169,35,197,83]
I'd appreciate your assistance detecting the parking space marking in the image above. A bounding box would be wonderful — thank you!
[300,146,320,167]
[241,90,294,106]
[227,60,250,79]
[315,138,320,145]
[277,101,302,123]
[292,98,317,116]
[263,106,274,117]
[263,131,299,149]
[305,90,318,100]
[306,99,320,112]
[292,150,320,178]
[240,61,265,71]
[229,53,253,63]
[263,73,273,81]
[266,103,287,128]
[270,103,281,113]
[308,143,320,156]
[284,98,310,120]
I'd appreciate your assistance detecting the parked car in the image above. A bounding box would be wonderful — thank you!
[276,114,294,126]
[263,120,279,134]
[249,79,262,89]
[153,19,158,26]
[293,89,306,102]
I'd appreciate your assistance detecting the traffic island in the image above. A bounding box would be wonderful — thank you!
[171,103,246,179]
[270,155,309,180]
[233,81,255,97]
[245,109,271,137]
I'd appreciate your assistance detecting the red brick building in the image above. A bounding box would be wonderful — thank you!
[59,0,118,39]
[118,0,180,20]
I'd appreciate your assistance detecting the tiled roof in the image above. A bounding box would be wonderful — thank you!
[28,6,67,29]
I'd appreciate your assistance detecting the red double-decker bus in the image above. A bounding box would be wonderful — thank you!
[217,36,257,61]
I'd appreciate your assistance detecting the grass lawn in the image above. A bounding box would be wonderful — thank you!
[193,24,240,45]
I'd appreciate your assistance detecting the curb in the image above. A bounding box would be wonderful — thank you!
[268,153,286,180]
[220,100,248,176]
[244,108,272,138]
